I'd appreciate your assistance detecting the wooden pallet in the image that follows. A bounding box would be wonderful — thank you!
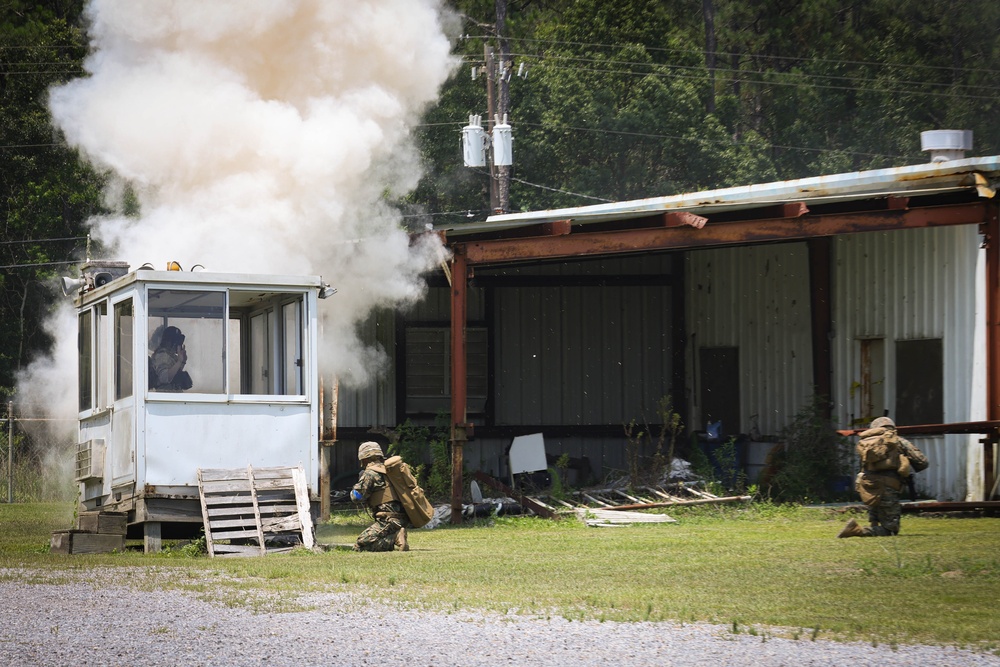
[197,465,314,558]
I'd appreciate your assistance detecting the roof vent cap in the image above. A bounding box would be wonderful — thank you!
[921,130,973,162]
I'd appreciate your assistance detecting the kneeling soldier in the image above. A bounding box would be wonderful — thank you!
[350,441,409,552]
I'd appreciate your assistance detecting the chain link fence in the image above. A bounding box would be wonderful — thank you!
[0,402,77,503]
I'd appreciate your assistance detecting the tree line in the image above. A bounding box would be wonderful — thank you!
[2,0,999,394]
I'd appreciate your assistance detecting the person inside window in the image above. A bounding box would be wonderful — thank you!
[150,325,192,391]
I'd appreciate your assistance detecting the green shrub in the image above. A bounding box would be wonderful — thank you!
[767,395,852,503]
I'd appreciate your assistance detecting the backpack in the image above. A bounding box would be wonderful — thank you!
[383,455,435,529]
[856,427,903,473]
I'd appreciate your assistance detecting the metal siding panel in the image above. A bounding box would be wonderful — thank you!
[687,244,812,436]
[495,277,674,428]
[602,287,624,423]
[832,226,982,500]
[539,288,562,423]
[495,288,522,424]
[561,287,585,424]
[335,311,396,428]
[520,288,543,424]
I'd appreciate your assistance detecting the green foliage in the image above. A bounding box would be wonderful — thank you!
[161,534,208,558]
[711,436,749,494]
[624,395,683,488]
[411,0,1000,221]
[1,6,108,388]
[385,415,452,501]
[766,395,853,503]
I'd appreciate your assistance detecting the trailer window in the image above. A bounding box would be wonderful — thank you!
[78,309,93,411]
[115,299,133,400]
[230,291,306,396]
[148,289,226,393]
[281,300,303,395]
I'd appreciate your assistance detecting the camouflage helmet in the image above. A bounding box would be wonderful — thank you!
[357,441,384,461]
[870,416,896,430]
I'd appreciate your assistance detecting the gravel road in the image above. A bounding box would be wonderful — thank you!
[1,567,997,667]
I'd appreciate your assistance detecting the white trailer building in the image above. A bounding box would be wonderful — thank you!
[71,264,324,550]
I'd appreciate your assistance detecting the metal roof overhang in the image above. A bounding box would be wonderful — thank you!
[442,156,1000,266]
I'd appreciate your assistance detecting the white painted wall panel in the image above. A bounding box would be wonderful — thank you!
[686,243,814,437]
[831,226,985,501]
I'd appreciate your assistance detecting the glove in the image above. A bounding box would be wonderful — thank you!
[350,489,362,502]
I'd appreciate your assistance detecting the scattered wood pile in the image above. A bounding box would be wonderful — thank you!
[533,483,751,526]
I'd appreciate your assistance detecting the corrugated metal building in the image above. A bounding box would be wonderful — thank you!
[333,154,1000,508]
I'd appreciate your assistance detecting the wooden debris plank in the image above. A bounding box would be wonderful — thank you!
[643,486,675,500]
[525,496,557,512]
[290,466,315,548]
[211,544,265,556]
[256,504,300,515]
[261,516,303,532]
[200,479,254,493]
[198,468,251,481]
[581,492,613,507]
[680,486,717,499]
[245,466,267,556]
[574,508,677,525]
[211,528,263,541]
[205,517,257,533]
[613,489,646,504]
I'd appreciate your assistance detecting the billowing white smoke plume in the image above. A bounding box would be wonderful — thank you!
[34,0,457,404]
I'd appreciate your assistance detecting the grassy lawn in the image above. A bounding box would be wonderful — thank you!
[2,501,998,652]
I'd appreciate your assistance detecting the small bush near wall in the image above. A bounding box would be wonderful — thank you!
[765,396,853,503]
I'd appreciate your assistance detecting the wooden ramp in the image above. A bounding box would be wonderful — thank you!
[197,465,315,557]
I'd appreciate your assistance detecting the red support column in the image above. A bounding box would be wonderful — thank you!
[984,206,1000,500]
[449,250,469,523]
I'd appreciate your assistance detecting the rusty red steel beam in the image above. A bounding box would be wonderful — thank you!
[836,420,1000,437]
[984,207,1000,500]
[449,251,468,524]
[457,202,991,265]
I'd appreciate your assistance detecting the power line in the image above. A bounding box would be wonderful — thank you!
[0,236,87,246]
[466,33,1000,77]
[463,53,1000,102]
[504,51,1000,94]
[509,175,613,202]
[0,260,80,270]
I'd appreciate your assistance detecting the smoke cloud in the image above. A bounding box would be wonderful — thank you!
[44,0,458,388]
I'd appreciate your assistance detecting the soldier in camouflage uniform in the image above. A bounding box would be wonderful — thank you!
[350,441,409,552]
[838,416,929,538]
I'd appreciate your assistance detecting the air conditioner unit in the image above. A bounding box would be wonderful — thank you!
[74,439,106,482]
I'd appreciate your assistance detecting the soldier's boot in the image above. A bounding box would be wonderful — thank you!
[837,518,871,538]
[394,527,409,552]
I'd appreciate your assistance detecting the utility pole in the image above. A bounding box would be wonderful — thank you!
[463,0,513,214]
[495,0,511,214]
[483,44,500,213]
